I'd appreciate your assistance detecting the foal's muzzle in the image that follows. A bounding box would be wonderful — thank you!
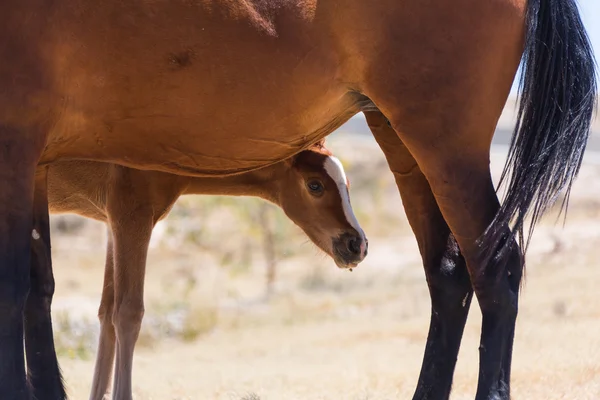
[332,231,368,269]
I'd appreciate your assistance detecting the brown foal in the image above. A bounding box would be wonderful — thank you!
[46,140,366,400]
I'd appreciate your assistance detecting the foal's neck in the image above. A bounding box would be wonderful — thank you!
[183,162,283,203]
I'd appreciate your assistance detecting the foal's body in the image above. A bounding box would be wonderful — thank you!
[1,0,596,399]
[47,144,365,400]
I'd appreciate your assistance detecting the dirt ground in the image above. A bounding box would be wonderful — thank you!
[50,130,600,399]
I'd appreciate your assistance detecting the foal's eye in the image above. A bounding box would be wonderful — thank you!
[306,180,324,196]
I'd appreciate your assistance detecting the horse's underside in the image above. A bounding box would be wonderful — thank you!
[0,0,596,399]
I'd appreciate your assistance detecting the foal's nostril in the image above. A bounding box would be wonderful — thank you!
[347,237,361,255]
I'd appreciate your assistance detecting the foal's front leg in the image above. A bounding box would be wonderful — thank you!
[109,219,152,400]
[105,167,154,400]
[365,111,473,399]
[24,167,67,400]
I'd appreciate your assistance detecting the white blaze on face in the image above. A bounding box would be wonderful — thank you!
[323,156,363,236]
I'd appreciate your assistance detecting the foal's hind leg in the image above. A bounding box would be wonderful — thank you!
[24,167,67,400]
[365,111,473,399]
[89,230,117,400]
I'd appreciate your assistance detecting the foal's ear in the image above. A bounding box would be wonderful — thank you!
[287,148,312,169]
[286,138,330,168]
[311,138,327,150]
[308,138,332,156]
[286,152,301,168]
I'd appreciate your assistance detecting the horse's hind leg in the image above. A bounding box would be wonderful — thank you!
[359,4,526,397]
[24,166,67,400]
[0,126,47,399]
[89,229,117,400]
[365,111,473,399]
[368,102,522,400]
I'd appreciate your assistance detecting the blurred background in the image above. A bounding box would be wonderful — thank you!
[52,2,600,399]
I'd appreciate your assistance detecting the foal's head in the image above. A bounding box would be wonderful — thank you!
[274,140,368,269]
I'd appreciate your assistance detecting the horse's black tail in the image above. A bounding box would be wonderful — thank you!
[481,0,597,261]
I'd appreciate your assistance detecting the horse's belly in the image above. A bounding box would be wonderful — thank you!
[45,91,357,176]
[39,0,356,175]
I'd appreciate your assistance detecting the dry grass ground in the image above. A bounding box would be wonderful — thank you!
[50,129,600,399]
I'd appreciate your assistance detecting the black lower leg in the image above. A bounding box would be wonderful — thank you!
[473,236,523,400]
[0,125,45,400]
[0,256,30,400]
[24,169,66,400]
[25,245,66,400]
[413,234,473,400]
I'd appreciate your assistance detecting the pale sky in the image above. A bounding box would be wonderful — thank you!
[511,0,600,94]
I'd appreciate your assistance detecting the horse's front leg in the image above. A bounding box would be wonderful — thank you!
[365,111,473,399]
[24,166,67,400]
[0,125,49,399]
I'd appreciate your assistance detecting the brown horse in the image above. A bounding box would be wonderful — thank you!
[44,140,365,400]
[0,0,596,399]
